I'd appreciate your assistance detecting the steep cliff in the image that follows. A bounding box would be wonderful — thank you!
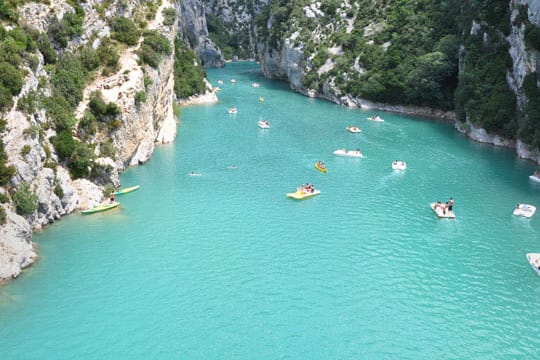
[253,1,540,162]
[0,0,216,281]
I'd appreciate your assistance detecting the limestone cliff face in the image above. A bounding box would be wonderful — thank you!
[0,0,205,281]
[178,0,224,67]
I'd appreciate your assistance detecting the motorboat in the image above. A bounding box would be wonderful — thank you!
[252,82,260,88]
[286,187,320,200]
[367,115,384,122]
[513,204,536,218]
[430,203,455,219]
[526,253,540,276]
[258,120,270,129]
[217,80,223,85]
[230,79,236,84]
[346,126,362,133]
[392,161,406,170]
[333,149,363,158]
[315,161,327,173]
[228,107,237,114]
[529,173,540,183]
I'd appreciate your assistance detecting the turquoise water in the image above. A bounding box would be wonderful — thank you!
[2,62,540,358]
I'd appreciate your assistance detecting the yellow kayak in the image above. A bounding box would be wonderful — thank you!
[81,202,120,215]
[286,189,321,200]
[315,162,327,173]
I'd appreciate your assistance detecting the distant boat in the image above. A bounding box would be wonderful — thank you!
[346,126,361,133]
[81,202,119,215]
[287,187,320,200]
[392,161,406,170]
[259,97,264,102]
[529,173,540,183]
[367,115,384,122]
[333,149,363,158]
[315,161,327,173]
[228,107,237,114]
[114,185,140,196]
[252,82,260,88]
[217,80,223,85]
[513,204,536,218]
[526,253,540,276]
[430,202,455,219]
[258,120,270,129]
[230,79,236,84]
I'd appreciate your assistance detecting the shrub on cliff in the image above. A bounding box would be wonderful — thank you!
[162,8,177,27]
[525,25,540,51]
[0,61,22,96]
[0,206,6,225]
[138,31,171,68]
[0,127,15,186]
[12,182,38,215]
[173,39,206,99]
[110,17,140,46]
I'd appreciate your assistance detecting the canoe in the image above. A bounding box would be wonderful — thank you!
[286,189,320,200]
[430,203,455,219]
[114,185,140,196]
[81,202,119,215]
[526,253,540,276]
[315,162,327,173]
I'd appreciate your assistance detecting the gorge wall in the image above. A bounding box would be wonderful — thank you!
[0,0,221,281]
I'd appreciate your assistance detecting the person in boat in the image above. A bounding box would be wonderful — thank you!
[448,197,454,212]
[356,148,361,154]
[109,192,115,204]
[434,201,443,211]
[534,170,540,178]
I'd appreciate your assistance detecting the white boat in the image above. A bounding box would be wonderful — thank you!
[430,203,455,219]
[217,80,223,85]
[252,82,260,88]
[526,253,540,276]
[333,149,363,158]
[513,204,536,218]
[367,115,384,122]
[228,107,237,114]
[392,161,406,170]
[529,174,540,183]
[258,120,270,129]
[230,79,236,84]
[346,126,361,133]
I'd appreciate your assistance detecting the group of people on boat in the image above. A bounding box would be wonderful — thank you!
[316,160,326,170]
[434,197,454,214]
[299,183,316,193]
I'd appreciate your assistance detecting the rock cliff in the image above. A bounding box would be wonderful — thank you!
[0,0,217,282]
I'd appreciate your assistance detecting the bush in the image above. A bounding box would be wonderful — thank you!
[525,25,540,51]
[50,129,75,161]
[69,141,95,179]
[134,90,146,106]
[12,182,38,215]
[51,53,86,108]
[20,144,31,156]
[110,17,140,46]
[44,96,76,131]
[54,178,64,198]
[99,140,115,158]
[37,33,57,64]
[162,8,177,26]
[0,206,6,225]
[88,91,119,122]
[138,31,171,68]
[0,192,8,203]
[0,61,22,96]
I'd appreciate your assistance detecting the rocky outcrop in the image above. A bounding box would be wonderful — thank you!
[0,0,198,282]
[178,0,224,67]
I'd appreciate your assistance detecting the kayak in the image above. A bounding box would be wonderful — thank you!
[315,162,327,173]
[114,185,140,196]
[286,189,320,200]
[81,202,120,215]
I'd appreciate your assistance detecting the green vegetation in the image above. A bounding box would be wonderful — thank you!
[12,182,38,215]
[47,5,85,48]
[0,118,16,186]
[138,30,171,68]
[173,39,206,98]
[135,90,146,106]
[110,17,140,46]
[524,25,540,51]
[0,206,6,225]
[162,7,177,27]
